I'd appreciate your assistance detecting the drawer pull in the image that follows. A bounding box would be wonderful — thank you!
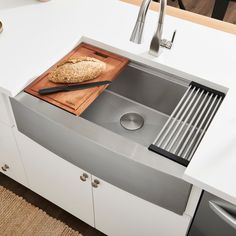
[1,164,9,172]
[80,173,88,182]
[92,179,100,188]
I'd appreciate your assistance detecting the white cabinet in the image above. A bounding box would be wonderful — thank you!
[15,131,191,236]
[92,176,191,236]
[0,124,28,186]
[0,93,14,126]
[15,131,94,227]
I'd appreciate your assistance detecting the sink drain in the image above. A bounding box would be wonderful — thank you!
[120,113,144,131]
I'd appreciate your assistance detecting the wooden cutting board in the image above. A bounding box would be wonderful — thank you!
[25,43,129,116]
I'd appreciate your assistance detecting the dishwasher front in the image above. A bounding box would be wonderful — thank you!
[188,191,236,236]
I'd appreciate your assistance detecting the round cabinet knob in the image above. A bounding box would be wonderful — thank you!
[92,179,100,188]
[1,164,9,172]
[80,173,89,182]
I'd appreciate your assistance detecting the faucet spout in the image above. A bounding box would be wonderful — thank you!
[130,0,167,56]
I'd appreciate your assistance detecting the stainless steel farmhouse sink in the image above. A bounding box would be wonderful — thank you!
[81,64,187,147]
[10,55,225,216]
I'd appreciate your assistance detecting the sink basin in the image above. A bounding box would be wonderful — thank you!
[81,64,188,146]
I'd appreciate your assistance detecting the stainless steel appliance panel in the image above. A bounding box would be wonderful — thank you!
[188,191,236,236]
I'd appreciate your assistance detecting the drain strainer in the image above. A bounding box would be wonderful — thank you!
[120,113,144,131]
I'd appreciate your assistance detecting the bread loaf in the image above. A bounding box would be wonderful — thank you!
[48,57,106,83]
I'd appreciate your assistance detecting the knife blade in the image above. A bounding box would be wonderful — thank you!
[38,80,112,95]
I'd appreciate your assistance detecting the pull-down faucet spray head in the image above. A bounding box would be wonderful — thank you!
[130,0,167,56]
[130,0,152,44]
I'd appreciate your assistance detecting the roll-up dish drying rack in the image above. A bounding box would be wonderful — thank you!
[149,82,225,166]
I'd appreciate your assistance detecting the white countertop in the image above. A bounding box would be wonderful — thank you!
[1,0,236,205]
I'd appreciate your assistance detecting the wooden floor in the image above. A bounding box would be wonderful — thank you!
[167,0,236,24]
[0,173,105,236]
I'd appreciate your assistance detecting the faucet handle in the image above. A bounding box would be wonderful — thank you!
[160,30,176,49]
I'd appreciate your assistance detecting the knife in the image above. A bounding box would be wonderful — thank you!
[38,80,112,95]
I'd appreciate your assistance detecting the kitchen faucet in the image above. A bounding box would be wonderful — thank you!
[130,0,168,56]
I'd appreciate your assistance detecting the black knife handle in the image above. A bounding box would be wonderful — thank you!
[38,80,112,95]
[38,86,67,95]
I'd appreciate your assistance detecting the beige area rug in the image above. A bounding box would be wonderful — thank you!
[0,186,83,236]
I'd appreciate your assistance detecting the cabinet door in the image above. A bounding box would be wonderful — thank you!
[15,131,94,226]
[0,124,28,186]
[92,176,191,236]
